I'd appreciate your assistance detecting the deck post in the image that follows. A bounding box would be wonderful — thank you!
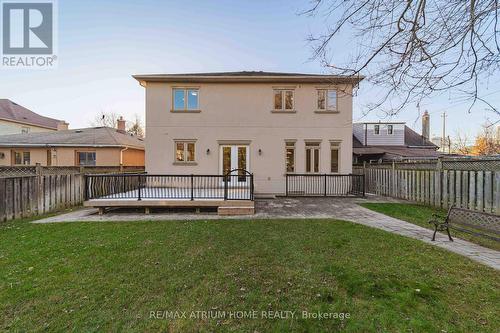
[224,175,228,200]
[190,174,194,201]
[137,174,142,201]
[324,174,327,196]
[285,174,288,196]
[251,174,254,200]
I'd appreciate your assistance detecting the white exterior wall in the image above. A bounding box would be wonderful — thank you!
[144,82,354,195]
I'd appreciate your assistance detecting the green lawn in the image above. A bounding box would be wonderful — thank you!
[1,217,499,332]
[360,203,500,251]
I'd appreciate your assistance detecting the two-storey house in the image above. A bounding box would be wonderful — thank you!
[133,71,363,195]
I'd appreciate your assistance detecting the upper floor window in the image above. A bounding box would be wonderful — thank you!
[21,127,30,134]
[317,89,337,111]
[285,141,295,173]
[374,125,380,135]
[387,125,394,135]
[77,152,96,166]
[274,89,294,111]
[175,140,196,163]
[13,151,30,165]
[173,88,199,111]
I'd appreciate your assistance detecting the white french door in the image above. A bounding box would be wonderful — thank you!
[220,145,250,183]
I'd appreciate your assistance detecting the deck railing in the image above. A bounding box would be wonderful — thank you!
[85,173,254,201]
[285,174,365,197]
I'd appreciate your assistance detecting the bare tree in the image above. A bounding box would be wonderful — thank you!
[452,130,472,154]
[127,114,145,138]
[303,0,500,116]
[90,110,120,128]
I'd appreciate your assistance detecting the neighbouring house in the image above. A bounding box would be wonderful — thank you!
[0,118,144,166]
[0,99,69,135]
[353,111,440,162]
[133,71,363,195]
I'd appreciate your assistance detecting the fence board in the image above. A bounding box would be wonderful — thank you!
[484,171,493,213]
[477,171,484,212]
[495,172,500,215]
[469,171,476,210]
[360,158,499,215]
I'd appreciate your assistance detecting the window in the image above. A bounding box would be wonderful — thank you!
[173,88,199,111]
[285,141,295,173]
[21,127,30,134]
[317,89,337,111]
[175,141,196,163]
[387,125,394,135]
[330,141,341,173]
[305,142,320,173]
[13,151,30,165]
[77,152,96,166]
[374,124,380,135]
[273,89,294,111]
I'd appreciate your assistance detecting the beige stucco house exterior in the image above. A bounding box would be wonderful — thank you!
[134,71,362,195]
[0,124,145,167]
[0,99,68,135]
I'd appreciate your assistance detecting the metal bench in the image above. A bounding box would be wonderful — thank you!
[428,206,500,242]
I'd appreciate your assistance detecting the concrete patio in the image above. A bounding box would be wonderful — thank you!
[33,196,500,270]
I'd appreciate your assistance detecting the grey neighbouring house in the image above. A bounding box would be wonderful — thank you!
[352,112,440,163]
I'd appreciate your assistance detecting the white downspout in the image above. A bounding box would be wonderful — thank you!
[120,147,129,167]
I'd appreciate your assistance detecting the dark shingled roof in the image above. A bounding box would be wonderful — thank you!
[0,99,62,130]
[0,127,144,149]
[404,126,437,147]
[133,71,364,84]
[140,71,338,77]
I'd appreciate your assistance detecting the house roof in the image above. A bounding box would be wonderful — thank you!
[404,126,438,148]
[353,146,442,158]
[0,99,62,130]
[133,71,364,84]
[0,127,144,149]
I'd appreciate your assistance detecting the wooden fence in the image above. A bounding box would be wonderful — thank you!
[0,166,144,222]
[354,158,500,215]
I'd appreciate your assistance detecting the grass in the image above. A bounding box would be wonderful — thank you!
[1,217,499,332]
[360,203,500,251]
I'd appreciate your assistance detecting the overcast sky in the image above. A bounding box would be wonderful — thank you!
[1,0,498,142]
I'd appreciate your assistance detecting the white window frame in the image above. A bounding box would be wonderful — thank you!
[174,140,196,164]
[387,124,394,135]
[305,142,321,173]
[172,88,200,111]
[374,124,380,135]
[330,141,341,173]
[316,89,338,112]
[285,141,296,173]
[273,89,295,111]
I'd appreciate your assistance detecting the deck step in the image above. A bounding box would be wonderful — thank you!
[218,206,255,216]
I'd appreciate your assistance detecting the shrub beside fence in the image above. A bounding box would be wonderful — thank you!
[354,157,500,215]
[0,166,144,222]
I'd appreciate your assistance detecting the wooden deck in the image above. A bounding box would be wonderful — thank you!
[84,196,255,216]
